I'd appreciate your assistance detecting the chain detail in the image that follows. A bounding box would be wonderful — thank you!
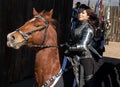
[41,70,63,87]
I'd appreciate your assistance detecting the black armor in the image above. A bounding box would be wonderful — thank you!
[67,20,96,87]
[70,20,94,59]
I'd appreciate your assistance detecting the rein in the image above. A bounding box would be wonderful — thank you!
[27,44,59,48]
[26,43,67,49]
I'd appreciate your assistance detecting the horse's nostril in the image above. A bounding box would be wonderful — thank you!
[11,35,15,40]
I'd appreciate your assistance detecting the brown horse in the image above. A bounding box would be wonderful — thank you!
[7,9,66,87]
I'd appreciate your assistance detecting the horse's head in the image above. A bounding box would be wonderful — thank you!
[7,9,56,49]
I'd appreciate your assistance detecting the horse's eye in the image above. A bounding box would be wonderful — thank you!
[34,23,40,27]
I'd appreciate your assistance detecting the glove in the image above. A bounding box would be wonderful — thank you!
[61,43,72,56]
[61,43,70,50]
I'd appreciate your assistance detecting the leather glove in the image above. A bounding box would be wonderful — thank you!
[61,43,70,50]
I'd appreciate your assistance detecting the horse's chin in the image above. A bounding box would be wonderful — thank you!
[13,45,21,49]
[7,41,25,49]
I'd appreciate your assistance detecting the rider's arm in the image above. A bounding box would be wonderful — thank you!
[69,28,93,51]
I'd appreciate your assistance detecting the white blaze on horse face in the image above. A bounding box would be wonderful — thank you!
[29,18,36,22]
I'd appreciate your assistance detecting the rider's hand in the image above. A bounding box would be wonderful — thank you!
[62,43,70,50]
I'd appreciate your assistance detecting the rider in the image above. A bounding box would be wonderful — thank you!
[65,4,99,87]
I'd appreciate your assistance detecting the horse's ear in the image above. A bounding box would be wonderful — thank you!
[33,8,38,16]
[40,10,45,14]
[49,9,53,18]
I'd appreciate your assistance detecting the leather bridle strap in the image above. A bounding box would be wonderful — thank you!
[16,15,49,47]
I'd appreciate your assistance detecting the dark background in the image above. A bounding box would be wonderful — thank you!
[0,0,73,87]
[0,0,120,87]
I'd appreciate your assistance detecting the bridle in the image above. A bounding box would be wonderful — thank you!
[16,15,58,48]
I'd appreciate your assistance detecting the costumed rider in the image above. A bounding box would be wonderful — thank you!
[64,4,101,87]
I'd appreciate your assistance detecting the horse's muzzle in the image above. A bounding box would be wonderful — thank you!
[7,32,24,49]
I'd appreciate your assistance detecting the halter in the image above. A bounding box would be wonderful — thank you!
[16,15,58,48]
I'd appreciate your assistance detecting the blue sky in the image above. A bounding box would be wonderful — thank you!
[73,0,119,6]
